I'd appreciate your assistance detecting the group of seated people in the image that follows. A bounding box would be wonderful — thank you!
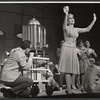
[83,59,100,93]
[76,40,100,94]
[76,39,97,91]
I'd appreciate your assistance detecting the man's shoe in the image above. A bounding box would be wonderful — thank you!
[1,88,16,98]
[53,85,60,91]
[8,89,16,98]
[1,88,10,98]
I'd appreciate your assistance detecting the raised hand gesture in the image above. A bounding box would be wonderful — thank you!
[63,6,69,15]
[93,13,97,22]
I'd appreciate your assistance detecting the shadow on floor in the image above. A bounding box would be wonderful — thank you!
[37,93,100,98]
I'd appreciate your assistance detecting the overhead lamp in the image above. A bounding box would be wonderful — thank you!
[17,33,22,38]
[0,30,4,35]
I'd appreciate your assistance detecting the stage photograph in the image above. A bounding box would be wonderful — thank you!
[0,2,100,98]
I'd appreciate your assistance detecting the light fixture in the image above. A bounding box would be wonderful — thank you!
[17,33,22,38]
[5,51,10,56]
[0,30,4,35]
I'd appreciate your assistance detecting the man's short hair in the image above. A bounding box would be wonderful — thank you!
[20,40,31,50]
[89,58,95,64]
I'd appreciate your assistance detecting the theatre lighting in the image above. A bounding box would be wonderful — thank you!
[17,33,22,38]
[0,30,4,35]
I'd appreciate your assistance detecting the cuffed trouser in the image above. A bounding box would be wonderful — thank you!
[3,76,33,96]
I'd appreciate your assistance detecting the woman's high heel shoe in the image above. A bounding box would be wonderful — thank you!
[65,90,73,95]
[71,85,77,90]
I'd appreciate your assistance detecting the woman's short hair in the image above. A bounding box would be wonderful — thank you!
[67,14,74,19]
[20,40,31,50]
[60,40,64,45]
[76,39,83,46]
[84,40,89,47]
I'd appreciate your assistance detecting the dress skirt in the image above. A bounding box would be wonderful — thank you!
[58,42,80,74]
[79,59,88,74]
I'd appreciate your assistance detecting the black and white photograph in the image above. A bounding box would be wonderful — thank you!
[0,2,100,98]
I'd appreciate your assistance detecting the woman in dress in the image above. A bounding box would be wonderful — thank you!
[58,6,97,94]
[76,40,88,88]
[56,40,65,88]
[56,40,64,63]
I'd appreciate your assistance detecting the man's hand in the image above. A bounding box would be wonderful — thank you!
[29,52,34,58]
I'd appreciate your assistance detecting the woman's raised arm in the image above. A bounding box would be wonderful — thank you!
[63,6,69,29]
[77,13,97,33]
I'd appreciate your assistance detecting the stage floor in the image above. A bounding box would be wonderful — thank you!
[0,83,99,98]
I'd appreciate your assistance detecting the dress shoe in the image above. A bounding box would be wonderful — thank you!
[1,88,16,98]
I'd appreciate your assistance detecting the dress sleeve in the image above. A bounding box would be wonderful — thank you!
[63,25,69,31]
[77,28,89,33]
[63,25,67,30]
[96,66,100,76]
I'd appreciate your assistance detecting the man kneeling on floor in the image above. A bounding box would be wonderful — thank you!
[0,40,33,98]
[83,58,100,93]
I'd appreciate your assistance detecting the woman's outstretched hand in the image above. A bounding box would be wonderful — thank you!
[93,13,97,22]
[63,6,69,15]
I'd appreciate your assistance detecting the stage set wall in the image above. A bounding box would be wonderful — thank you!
[0,3,99,64]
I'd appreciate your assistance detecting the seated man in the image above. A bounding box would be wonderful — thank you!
[38,61,59,91]
[83,58,100,93]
